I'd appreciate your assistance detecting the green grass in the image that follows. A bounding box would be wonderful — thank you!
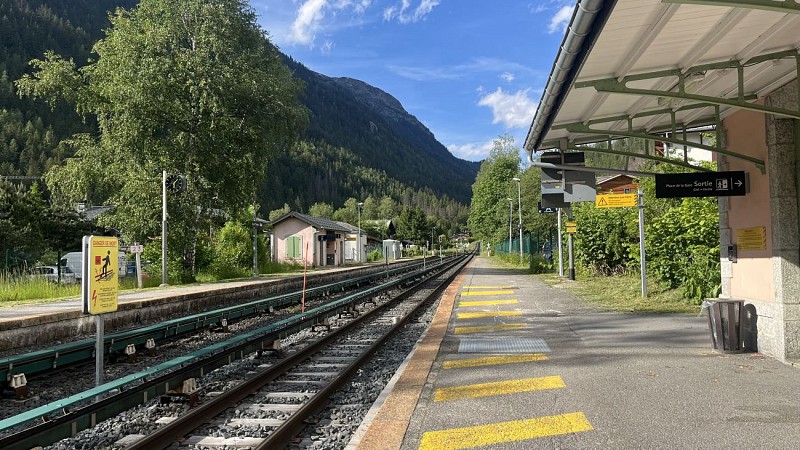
[538,267,701,314]
[0,272,80,305]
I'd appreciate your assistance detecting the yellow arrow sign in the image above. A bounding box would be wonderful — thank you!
[596,193,638,208]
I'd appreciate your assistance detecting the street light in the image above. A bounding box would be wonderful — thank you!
[507,197,513,254]
[512,177,523,258]
[357,202,364,262]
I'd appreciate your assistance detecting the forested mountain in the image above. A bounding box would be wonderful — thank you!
[1,0,478,221]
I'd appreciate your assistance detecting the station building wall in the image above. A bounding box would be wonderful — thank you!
[719,80,799,362]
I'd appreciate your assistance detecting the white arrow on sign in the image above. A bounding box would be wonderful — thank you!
[735,179,743,187]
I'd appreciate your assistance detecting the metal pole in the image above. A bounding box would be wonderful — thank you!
[507,198,512,253]
[567,208,575,280]
[161,170,168,286]
[638,188,648,297]
[95,314,104,387]
[557,209,564,276]
[252,224,258,277]
[516,180,523,258]
[357,202,363,263]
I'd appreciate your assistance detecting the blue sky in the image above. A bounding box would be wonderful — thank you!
[253,1,576,162]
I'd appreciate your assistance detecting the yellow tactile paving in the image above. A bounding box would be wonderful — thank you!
[456,310,522,319]
[454,323,526,334]
[443,353,549,370]
[460,290,515,297]
[418,412,593,450]
[458,299,518,307]
[434,375,565,402]
[461,285,516,290]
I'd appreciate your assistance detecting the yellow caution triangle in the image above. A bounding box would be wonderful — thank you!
[599,197,608,206]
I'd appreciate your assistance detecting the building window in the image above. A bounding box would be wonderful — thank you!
[287,236,302,258]
[624,188,632,194]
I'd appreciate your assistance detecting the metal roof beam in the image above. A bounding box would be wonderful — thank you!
[576,50,800,120]
[662,0,800,15]
[563,122,766,172]
[568,144,713,172]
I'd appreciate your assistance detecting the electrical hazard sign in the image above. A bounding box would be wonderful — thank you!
[81,235,119,315]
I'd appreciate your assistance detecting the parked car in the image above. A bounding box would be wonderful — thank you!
[30,265,77,285]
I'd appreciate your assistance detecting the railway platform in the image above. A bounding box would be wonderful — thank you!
[350,256,800,449]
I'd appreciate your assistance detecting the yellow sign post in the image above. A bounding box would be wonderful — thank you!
[81,235,119,387]
[596,193,638,208]
[82,236,119,315]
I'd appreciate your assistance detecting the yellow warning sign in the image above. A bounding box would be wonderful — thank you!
[596,193,638,208]
[566,225,577,233]
[736,226,767,251]
[82,235,119,315]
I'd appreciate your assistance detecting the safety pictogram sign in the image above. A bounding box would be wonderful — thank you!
[82,235,119,315]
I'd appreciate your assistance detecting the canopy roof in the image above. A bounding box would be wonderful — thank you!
[524,0,800,172]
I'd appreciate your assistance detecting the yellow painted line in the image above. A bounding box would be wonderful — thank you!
[443,353,548,370]
[462,285,516,289]
[418,412,593,450]
[460,290,515,297]
[458,299,518,307]
[454,323,526,334]
[434,375,565,402]
[457,310,522,319]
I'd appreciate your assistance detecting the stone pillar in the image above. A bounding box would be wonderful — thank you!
[765,80,800,361]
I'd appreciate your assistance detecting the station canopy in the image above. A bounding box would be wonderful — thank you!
[524,0,800,173]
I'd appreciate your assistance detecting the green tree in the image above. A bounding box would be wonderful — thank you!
[17,0,307,279]
[308,202,334,218]
[467,134,521,244]
[268,203,291,222]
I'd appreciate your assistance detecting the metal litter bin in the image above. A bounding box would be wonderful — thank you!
[704,299,744,353]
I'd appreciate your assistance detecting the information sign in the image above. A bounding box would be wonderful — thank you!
[736,226,767,251]
[596,193,638,208]
[655,171,747,198]
[129,244,144,253]
[82,236,119,315]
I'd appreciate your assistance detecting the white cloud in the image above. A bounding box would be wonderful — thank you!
[383,0,440,24]
[501,72,515,83]
[287,0,373,47]
[548,5,573,34]
[447,141,494,161]
[477,88,538,129]
[290,0,328,45]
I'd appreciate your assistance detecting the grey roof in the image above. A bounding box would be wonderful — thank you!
[272,211,350,232]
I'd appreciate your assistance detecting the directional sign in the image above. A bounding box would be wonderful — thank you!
[655,171,747,198]
[596,193,638,208]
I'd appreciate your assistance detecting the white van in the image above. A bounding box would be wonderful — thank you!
[61,251,128,281]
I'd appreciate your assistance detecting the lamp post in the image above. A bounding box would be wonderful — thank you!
[512,177,523,259]
[431,226,436,257]
[507,197,513,254]
[357,202,363,262]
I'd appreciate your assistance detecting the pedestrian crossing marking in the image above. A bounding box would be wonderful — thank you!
[434,375,565,402]
[458,299,518,307]
[454,323,526,334]
[443,354,548,370]
[418,412,593,450]
[457,310,522,319]
[460,290,515,297]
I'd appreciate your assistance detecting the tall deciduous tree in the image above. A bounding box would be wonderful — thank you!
[467,135,521,244]
[17,0,307,277]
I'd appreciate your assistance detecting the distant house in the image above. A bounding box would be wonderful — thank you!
[596,174,638,194]
[335,221,367,263]
[270,212,352,267]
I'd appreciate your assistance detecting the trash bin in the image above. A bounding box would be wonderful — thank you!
[703,299,744,353]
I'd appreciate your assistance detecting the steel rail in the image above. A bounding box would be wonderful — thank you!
[125,253,471,450]
[0,255,466,450]
[0,260,423,383]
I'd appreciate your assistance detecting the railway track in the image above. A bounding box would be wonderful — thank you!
[0,253,471,449]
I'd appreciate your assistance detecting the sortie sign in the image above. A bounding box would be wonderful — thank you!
[655,171,747,198]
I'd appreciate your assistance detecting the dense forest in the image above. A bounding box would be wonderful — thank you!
[0,0,477,222]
